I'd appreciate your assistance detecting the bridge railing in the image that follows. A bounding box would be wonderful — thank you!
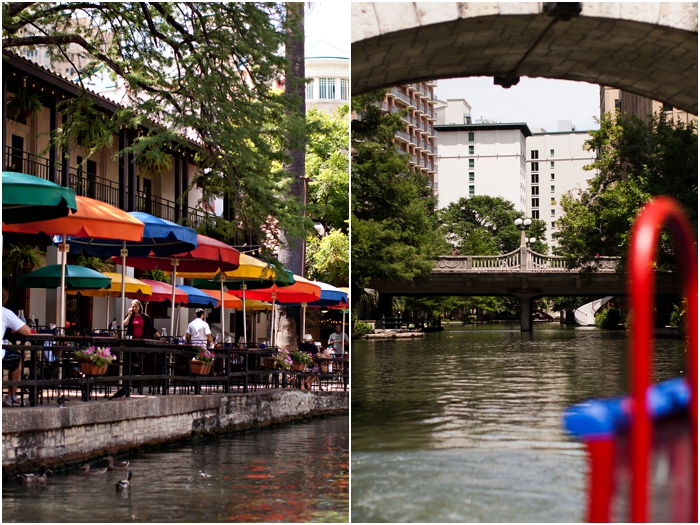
[435,249,619,273]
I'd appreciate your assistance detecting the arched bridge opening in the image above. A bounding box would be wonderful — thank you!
[352,2,698,114]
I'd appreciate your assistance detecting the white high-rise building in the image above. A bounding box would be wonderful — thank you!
[435,99,596,251]
[435,99,529,211]
[304,40,349,115]
[526,129,596,250]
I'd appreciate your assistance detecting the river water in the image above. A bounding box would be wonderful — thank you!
[351,323,686,522]
[3,415,349,523]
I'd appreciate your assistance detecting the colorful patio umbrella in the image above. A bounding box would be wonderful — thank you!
[229,276,321,346]
[292,281,349,337]
[176,285,219,308]
[55,211,197,333]
[2,171,77,224]
[201,289,242,309]
[115,234,239,336]
[18,264,111,290]
[3,196,144,329]
[67,273,152,328]
[190,253,294,343]
[130,279,188,304]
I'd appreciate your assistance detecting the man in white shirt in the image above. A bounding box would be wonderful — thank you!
[327,324,349,356]
[2,287,31,407]
[185,308,213,349]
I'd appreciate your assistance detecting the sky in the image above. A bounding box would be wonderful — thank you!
[435,76,601,132]
[305,2,351,53]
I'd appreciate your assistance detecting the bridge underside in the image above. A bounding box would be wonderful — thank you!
[369,272,680,331]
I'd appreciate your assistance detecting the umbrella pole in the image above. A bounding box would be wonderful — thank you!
[342,309,346,355]
[242,283,247,344]
[58,234,67,333]
[175,305,180,337]
[106,296,110,330]
[120,241,127,336]
[169,261,178,337]
[219,274,226,342]
[301,303,307,338]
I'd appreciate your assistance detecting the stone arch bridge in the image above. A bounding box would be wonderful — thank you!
[368,248,681,331]
[352,2,698,114]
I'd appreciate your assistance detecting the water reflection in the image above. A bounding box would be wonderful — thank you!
[3,416,349,523]
[352,324,685,522]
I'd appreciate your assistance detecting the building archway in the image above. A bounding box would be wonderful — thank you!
[351,2,698,114]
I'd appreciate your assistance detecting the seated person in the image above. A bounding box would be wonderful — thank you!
[299,334,317,358]
[2,288,31,407]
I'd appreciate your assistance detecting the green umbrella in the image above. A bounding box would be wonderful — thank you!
[2,171,78,225]
[18,264,112,290]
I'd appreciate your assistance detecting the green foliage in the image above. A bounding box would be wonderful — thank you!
[307,105,350,234]
[141,267,171,284]
[439,196,548,255]
[352,321,374,338]
[2,244,45,280]
[291,350,313,366]
[133,136,173,177]
[4,3,308,252]
[403,295,505,318]
[305,228,349,286]
[6,86,43,121]
[669,299,686,327]
[595,307,622,329]
[53,96,115,157]
[554,111,698,273]
[351,91,448,304]
[76,253,110,273]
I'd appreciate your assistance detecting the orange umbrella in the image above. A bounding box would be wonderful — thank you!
[2,196,145,330]
[202,289,242,309]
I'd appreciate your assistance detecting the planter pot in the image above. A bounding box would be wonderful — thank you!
[264,358,277,370]
[292,362,305,371]
[190,359,212,375]
[78,359,108,375]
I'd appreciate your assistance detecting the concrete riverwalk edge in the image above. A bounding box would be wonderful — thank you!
[2,390,348,476]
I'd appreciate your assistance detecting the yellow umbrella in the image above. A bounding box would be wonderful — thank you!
[67,273,152,329]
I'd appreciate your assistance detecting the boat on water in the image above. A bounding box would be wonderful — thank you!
[574,296,613,326]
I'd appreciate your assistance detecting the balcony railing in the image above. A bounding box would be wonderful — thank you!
[5,146,208,227]
[391,87,411,106]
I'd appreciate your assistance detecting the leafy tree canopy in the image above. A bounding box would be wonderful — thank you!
[306,105,349,234]
[553,111,698,272]
[2,2,308,251]
[305,228,348,287]
[351,91,447,300]
[439,195,548,255]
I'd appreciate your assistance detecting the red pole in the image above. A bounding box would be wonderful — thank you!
[586,437,615,522]
[627,196,698,522]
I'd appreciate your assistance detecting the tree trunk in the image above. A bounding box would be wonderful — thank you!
[277,3,306,349]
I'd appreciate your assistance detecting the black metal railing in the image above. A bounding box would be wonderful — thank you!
[4,146,211,228]
[2,337,348,407]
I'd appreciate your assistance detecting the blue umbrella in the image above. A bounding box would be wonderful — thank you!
[284,281,348,337]
[176,285,220,308]
[55,212,198,332]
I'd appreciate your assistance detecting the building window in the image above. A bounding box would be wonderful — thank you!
[532,210,539,219]
[550,149,554,156]
[468,131,474,141]
[531,173,539,184]
[551,221,556,228]
[531,162,539,172]
[614,98,621,109]
[306,80,314,100]
[551,173,555,180]
[468,145,474,155]
[319,78,335,99]
[340,78,349,100]
[550,161,555,168]
[551,185,555,192]
[532,186,539,195]
[551,197,556,205]
[469,172,474,182]
[531,150,539,159]
[551,209,555,217]
[532,198,539,208]
[469,159,474,168]
[469,185,475,196]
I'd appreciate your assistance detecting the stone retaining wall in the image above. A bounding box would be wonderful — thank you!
[2,390,348,476]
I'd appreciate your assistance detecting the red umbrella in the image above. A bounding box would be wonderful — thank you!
[117,234,239,336]
[130,279,188,303]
